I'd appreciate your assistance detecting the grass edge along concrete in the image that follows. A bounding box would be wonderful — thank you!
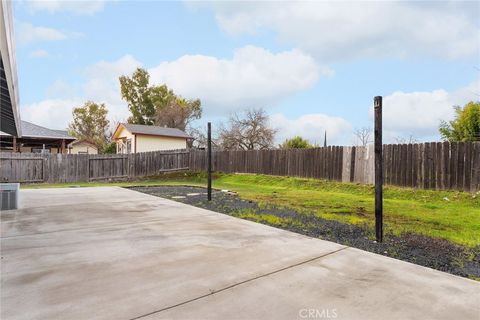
[22,171,480,248]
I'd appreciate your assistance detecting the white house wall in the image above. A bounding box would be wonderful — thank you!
[70,143,98,154]
[135,135,187,152]
[115,126,136,153]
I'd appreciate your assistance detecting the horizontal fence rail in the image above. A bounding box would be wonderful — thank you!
[1,142,478,191]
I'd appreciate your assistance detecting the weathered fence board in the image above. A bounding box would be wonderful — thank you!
[189,142,479,192]
[1,142,478,191]
[0,150,189,184]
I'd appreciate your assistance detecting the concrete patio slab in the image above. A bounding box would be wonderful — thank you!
[150,247,479,320]
[2,188,219,237]
[16,186,160,209]
[1,187,479,320]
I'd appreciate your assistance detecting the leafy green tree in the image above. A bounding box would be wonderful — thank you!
[68,101,109,149]
[120,68,202,130]
[102,141,117,154]
[281,136,313,149]
[440,101,480,142]
[119,68,157,125]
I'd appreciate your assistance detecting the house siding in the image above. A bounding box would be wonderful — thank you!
[135,134,187,152]
[115,126,136,153]
[69,143,98,154]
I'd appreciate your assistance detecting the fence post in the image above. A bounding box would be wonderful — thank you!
[374,96,383,242]
[207,122,212,201]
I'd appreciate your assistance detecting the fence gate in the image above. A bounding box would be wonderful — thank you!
[88,155,128,181]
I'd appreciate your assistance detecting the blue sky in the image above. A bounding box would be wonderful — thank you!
[13,0,480,145]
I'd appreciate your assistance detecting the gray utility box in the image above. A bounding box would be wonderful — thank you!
[0,183,19,210]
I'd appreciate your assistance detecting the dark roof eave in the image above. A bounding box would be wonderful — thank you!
[23,135,76,140]
[0,134,76,141]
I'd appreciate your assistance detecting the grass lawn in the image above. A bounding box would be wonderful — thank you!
[24,172,480,247]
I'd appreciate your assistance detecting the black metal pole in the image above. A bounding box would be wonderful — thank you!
[374,96,383,242]
[207,122,212,201]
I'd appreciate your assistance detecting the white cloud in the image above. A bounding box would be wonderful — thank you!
[25,0,106,15]
[18,23,66,44]
[22,98,81,130]
[382,80,480,141]
[203,1,479,61]
[150,46,326,113]
[21,55,141,129]
[46,80,76,98]
[17,22,82,45]
[82,54,142,119]
[21,48,324,131]
[29,49,49,58]
[84,54,142,79]
[271,113,352,145]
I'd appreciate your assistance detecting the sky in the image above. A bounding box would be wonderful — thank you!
[12,0,480,145]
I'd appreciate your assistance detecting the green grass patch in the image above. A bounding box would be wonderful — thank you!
[23,171,480,247]
[231,209,305,230]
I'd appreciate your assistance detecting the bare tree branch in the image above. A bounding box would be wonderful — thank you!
[218,108,277,150]
[393,135,419,144]
[353,127,372,146]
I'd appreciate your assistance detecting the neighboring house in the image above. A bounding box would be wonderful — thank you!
[68,140,98,154]
[0,120,75,154]
[112,123,192,154]
[0,1,21,136]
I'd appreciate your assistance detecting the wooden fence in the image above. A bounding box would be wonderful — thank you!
[189,142,480,192]
[0,150,189,184]
[1,142,479,191]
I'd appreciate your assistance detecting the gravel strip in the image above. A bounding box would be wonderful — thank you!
[129,186,480,280]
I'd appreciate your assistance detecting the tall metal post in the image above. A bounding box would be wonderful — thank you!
[207,122,212,201]
[374,96,383,242]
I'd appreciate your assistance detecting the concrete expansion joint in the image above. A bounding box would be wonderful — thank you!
[128,246,348,320]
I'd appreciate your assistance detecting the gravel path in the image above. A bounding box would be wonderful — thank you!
[129,186,480,280]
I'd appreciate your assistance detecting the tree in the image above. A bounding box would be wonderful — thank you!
[120,68,202,130]
[281,136,312,149]
[393,135,418,144]
[353,127,372,146]
[119,68,156,125]
[218,108,277,150]
[155,96,202,131]
[68,101,109,149]
[439,101,480,142]
[102,141,117,154]
[187,126,208,149]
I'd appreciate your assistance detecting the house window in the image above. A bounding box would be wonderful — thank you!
[126,139,132,153]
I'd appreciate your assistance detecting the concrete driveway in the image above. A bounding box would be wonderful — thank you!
[1,187,478,320]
